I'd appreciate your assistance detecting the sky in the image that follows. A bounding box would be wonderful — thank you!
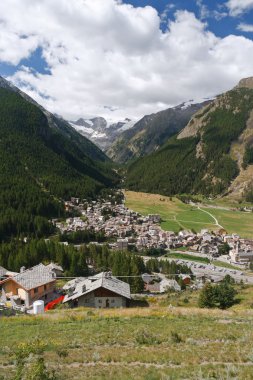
[1,0,253,121]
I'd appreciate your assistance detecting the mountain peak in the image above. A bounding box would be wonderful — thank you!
[236,77,253,89]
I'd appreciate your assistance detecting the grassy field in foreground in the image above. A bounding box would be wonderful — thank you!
[1,298,253,380]
[125,191,253,238]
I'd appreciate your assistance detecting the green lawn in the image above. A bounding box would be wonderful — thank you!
[125,191,253,238]
[212,260,242,271]
[167,252,210,264]
[125,191,217,233]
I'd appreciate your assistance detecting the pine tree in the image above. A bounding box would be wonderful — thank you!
[198,283,215,308]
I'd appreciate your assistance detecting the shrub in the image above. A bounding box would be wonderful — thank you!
[198,282,237,309]
[171,331,183,344]
[135,329,161,345]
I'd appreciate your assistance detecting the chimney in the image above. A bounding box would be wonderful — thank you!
[20,266,26,273]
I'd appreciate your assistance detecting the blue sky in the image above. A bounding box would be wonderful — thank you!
[1,0,253,120]
[124,0,253,36]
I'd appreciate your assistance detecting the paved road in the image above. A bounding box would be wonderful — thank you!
[143,255,253,284]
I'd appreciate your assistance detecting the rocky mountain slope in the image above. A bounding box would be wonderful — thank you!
[0,76,118,240]
[126,77,253,200]
[70,116,135,150]
[106,101,210,163]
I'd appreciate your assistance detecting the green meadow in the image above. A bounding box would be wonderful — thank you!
[125,191,253,238]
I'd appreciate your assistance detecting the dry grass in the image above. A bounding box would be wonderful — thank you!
[1,299,253,380]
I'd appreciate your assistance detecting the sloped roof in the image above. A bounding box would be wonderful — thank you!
[0,266,7,278]
[46,263,64,272]
[0,264,55,290]
[63,272,131,303]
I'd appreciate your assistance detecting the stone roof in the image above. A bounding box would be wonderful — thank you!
[4,264,55,290]
[0,266,7,278]
[46,263,64,272]
[63,272,131,303]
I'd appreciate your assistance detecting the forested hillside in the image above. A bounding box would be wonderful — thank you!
[0,83,118,241]
[126,84,253,199]
[107,102,209,163]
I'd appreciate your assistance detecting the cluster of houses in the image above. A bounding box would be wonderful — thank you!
[0,264,132,312]
[53,196,253,267]
[228,238,253,265]
[0,260,199,314]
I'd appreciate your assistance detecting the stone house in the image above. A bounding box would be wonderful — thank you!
[63,272,131,308]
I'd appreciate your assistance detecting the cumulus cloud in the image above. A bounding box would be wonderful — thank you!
[0,0,253,121]
[237,22,253,31]
[226,0,253,16]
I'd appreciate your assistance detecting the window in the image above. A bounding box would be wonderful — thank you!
[44,285,47,291]
[98,300,102,304]
[85,299,89,303]
[34,288,38,294]
[111,299,115,303]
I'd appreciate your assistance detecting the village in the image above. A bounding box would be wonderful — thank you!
[57,194,253,267]
[1,193,253,315]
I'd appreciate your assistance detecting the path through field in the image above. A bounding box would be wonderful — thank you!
[197,206,224,229]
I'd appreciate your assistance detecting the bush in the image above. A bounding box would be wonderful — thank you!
[198,282,237,309]
[171,331,183,344]
[135,329,161,345]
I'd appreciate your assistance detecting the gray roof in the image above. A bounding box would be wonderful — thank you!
[8,264,55,290]
[238,251,253,257]
[0,266,7,278]
[63,272,131,303]
[46,263,64,272]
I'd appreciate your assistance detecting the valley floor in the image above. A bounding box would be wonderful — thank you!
[1,304,253,380]
[125,191,253,238]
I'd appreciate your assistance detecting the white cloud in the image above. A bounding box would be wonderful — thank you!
[237,22,253,31]
[0,0,253,121]
[226,0,253,16]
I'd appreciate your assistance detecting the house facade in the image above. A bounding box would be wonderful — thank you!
[0,264,56,308]
[63,272,131,308]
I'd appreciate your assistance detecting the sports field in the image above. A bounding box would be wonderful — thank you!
[125,191,253,238]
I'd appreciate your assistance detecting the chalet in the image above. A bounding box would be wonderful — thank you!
[179,274,191,285]
[145,278,181,293]
[46,263,64,277]
[148,214,161,223]
[0,264,56,308]
[0,266,17,282]
[63,272,131,308]
[0,266,7,281]
[116,238,129,251]
[160,279,181,292]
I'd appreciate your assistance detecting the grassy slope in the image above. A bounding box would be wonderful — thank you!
[125,191,253,238]
[1,295,253,380]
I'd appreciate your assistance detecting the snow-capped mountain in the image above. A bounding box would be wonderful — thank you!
[70,116,136,150]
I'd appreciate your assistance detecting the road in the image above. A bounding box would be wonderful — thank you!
[143,255,253,284]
